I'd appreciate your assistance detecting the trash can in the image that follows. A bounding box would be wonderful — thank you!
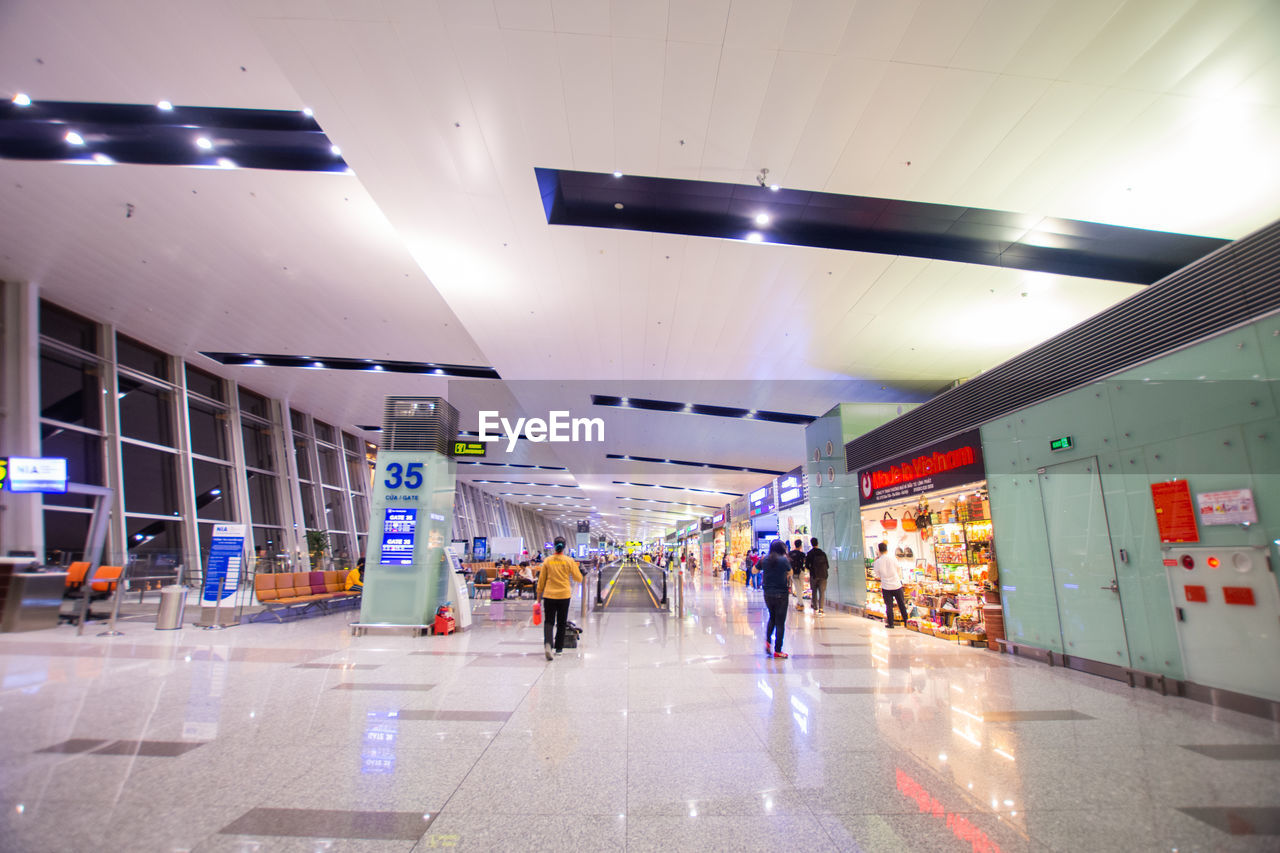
[155,585,188,630]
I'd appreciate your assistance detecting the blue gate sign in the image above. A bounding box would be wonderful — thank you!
[202,523,246,606]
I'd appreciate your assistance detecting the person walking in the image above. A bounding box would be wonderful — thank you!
[806,537,829,615]
[536,536,583,659]
[872,542,909,629]
[759,540,793,658]
[788,539,807,611]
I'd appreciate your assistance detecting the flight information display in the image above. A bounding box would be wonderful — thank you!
[380,508,418,565]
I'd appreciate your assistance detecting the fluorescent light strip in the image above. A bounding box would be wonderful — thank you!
[203,351,499,379]
[611,480,740,497]
[591,394,815,425]
[456,461,568,471]
[607,454,783,476]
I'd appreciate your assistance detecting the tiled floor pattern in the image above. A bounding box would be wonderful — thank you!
[1,575,1278,851]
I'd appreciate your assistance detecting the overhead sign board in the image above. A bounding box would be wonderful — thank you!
[452,441,487,457]
[775,466,806,510]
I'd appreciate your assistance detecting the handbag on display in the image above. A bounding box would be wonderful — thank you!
[901,510,917,532]
[881,511,898,530]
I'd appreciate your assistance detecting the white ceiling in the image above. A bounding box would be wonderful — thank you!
[3,0,1278,541]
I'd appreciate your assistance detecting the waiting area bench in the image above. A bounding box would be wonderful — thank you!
[253,570,360,621]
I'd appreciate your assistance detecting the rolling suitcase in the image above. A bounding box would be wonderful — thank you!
[490,580,506,600]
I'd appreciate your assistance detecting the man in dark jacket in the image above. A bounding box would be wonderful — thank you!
[759,540,792,658]
[806,537,829,615]
[788,539,807,611]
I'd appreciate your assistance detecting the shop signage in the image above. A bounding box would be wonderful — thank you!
[857,429,986,506]
[1195,488,1257,526]
[1049,435,1073,452]
[775,466,806,510]
[700,516,713,532]
[749,482,775,517]
[1151,480,1199,544]
[451,441,487,457]
[711,511,726,528]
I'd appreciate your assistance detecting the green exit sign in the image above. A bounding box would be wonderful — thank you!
[452,441,487,457]
[1049,435,1074,452]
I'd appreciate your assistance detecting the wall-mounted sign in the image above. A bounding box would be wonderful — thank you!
[1049,435,1074,452]
[711,511,726,527]
[452,441,487,457]
[2,457,68,493]
[749,486,770,503]
[1196,488,1257,526]
[856,429,986,506]
[1151,480,1199,544]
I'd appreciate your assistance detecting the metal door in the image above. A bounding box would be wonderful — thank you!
[1166,546,1280,701]
[1038,457,1130,666]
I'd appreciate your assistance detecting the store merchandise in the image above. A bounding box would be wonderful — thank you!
[860,487,995,645]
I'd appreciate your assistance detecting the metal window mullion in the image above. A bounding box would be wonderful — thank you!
[1,282,44,559]
[172,353,201,578]
[274,398,309,570]
[101,325,127,566]
[225,377,256,573]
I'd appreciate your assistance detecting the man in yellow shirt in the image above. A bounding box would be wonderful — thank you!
[535,537,583,660]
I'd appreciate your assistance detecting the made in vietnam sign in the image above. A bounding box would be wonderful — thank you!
[856,429,986,506]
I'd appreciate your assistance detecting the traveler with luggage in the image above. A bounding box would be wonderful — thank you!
[536,536,583,660]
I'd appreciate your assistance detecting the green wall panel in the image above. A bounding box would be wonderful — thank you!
[980,312,1280,694]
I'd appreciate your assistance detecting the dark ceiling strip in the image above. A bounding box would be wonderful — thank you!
[202,352,500,380]
[611,480,740,497]
[538,168,1228,285]
[607,453,784,476]
[844,220,1280,474]
[1,99,348,172]
[457,461,568,471]
[591,394,815,425]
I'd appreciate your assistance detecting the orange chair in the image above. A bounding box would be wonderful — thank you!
[89,566,123,593]
[64,561,91,592]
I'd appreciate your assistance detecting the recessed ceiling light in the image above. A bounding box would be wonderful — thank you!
[92,153,113,165]
[746,232,763,243]
[302,107,314,117]
[195,137,213,150]
[216,157,235,169]
[754,212,770,226]
[330,145,342,156]
[769,184,779,191]
[13,93,32,107]
[614,202,624,210]
[65,131,85,146]
[157,100,173,111]
[613,171,623,178]
[251,358,265,365]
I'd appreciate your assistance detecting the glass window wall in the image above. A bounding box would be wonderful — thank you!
[188,402,230,460]
[185,364,224,402]
[121,443,180,516]
[192,459,236,521]
[40,349,102,430]
[118,375,175,446]
[117,334,169,380]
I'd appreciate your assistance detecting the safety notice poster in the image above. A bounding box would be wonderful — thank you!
[1151,480,1199,544]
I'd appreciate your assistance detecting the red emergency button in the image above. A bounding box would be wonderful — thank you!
[1206,556,1220,569]
[1180,554,1195,570]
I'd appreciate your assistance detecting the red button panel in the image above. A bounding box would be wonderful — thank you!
[1222,587,1256,606]
[1183,585,1208,603]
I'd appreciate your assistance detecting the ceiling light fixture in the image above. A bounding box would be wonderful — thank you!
[65,131,85,145]
[92,153,113,165]
[216,158,235,169]
[302,107,314,117]
[754,212,770,226]
[195,137,213,150]
[746,232,763,243]
[330,145,342,156]
[13,93,32,107]
[613,171,623,178]
[157,100,173,111]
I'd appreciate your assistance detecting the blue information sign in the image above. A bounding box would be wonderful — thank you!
[201,523,245,605]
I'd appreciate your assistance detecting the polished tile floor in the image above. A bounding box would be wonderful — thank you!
[2,573,1279,852]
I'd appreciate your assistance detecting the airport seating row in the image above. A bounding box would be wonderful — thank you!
[253,570,360,621]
